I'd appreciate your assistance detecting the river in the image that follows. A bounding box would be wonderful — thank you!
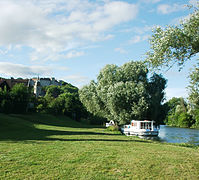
[157,125,199,145]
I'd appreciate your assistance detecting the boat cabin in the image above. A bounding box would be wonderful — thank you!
[131,120,154,130]
[122,120,159,136]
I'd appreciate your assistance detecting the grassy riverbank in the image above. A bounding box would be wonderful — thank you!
[0,113,199,179]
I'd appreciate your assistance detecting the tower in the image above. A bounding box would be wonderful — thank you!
[34,77,42,97]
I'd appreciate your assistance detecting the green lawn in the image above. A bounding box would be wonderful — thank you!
[0,113,199,180]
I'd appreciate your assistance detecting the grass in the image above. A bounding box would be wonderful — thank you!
[0,113,199,180]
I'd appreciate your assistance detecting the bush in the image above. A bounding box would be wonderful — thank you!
[167,112,194,128]
[178,112,193,128]
[106,125,119,131]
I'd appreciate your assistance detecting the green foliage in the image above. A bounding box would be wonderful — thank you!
[146,5,199,70]
[189,108,199,128]
[0,83,29,113]
[10,83,30,113]
[167,112,194,128]
[106,125,119,132]
[165,97,197,128]
[45,85,63,98]
[145,5,199,129]
[79,61,167,125]
[178,112,193,128]
[0,88,13,113]
[35,83,88,122]
[147,73,167,124]
[188,64,199,108]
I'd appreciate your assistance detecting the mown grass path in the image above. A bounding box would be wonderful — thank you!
[0,114,199,179]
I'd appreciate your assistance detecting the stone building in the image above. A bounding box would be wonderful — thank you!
[0,77,62,97]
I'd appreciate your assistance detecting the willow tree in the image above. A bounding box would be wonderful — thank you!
[79,61,166,125]
[146,5,199,70]
[188,65,199,107]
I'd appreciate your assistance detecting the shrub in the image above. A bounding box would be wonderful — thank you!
[106,125,119,131]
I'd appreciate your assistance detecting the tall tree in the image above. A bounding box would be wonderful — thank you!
[188,64,199,108]
[79,61,166,125]
[146,5,199,70]
[147,73,167,124]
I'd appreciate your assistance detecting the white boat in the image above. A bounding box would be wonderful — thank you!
[121,120,159,136]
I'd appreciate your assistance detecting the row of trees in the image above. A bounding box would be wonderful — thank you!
[35,84,86,121]
[0,82,87,120]
[164,97,198,128]
[0,82,106,125]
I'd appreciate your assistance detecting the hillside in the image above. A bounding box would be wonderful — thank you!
[0,113,199,179]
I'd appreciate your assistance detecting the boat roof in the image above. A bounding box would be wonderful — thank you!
[131,120,154,122]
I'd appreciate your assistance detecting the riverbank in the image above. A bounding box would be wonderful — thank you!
[0,113,199,179]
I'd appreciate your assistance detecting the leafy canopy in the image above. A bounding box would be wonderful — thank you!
[146,5,199,70]
[79,61,167,125]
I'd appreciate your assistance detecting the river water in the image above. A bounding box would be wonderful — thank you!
[156,125,199,145]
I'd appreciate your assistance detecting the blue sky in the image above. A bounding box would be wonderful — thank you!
[0,0,198,100]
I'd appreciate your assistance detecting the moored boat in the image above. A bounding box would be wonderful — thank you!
[121,120,159,136]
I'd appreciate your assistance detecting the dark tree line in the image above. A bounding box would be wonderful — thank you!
[0,83,30,114]
[0,81,106,125]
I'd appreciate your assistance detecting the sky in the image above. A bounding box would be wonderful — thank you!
[0,0,198,100]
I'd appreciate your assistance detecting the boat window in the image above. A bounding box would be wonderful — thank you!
[141,122,152,129]
[141,122,144,129]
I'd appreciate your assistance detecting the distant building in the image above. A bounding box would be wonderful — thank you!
[2,78,29,89]
[31,77,63,97]
[0,77,62,97]
[33,78,42,97]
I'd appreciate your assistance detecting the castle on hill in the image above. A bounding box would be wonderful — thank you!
[0,77,63,97]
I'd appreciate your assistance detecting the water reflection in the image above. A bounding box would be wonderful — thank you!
[140,125,199,145]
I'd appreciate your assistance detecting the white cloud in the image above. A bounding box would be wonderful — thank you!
[157,4,185,14]
[134,25,154,34]
[129,35,149,44]
[65,51,85,59]
[129,35,141,44]
[114,48,127,54]
[140,0,161,4]
[121,25,154,34]
[0,62,52,77]
[0,0,138,61]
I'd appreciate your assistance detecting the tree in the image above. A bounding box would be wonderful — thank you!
[60,83,78,94]
[147,73,167,124]
[45,85,63,98]
[79,61,167,125]
[188,64,199,108]
[10,83,30,113]
[146,5,199,70]
[35,83,86,121]
[145,5,199,128]
[164,97,195,127]
[0,88,13,113]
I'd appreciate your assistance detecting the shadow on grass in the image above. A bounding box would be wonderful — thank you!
[0,127,151,143]
[9,114,102,129]
[0,113,151,143]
